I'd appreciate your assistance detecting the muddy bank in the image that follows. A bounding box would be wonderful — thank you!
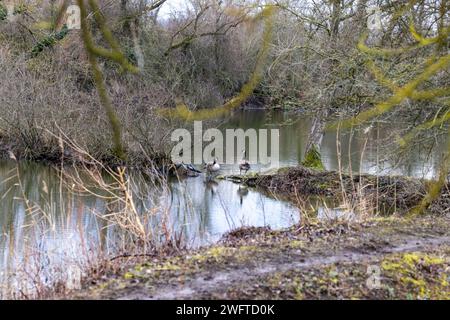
[70,216,449,300]
[0,140,172,173]
[224,166,449,214]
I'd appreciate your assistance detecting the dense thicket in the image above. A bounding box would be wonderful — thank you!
[0,0,448,164]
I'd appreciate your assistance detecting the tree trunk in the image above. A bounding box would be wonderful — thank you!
[120,0,131,35]
[130,21,145,69]
[356,0,368,33]
[330,0,341,38]
[303,0,343,169]
[303,108,327,170]
[437,0,449,53]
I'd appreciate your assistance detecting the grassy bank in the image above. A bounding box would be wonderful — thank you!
[69,216,449,300]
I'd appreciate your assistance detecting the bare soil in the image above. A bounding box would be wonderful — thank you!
[72,216,450,300]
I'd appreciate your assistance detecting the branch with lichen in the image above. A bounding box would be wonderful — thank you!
[330,4,450,214]
[158,5,276,121]
[76,0,139,160]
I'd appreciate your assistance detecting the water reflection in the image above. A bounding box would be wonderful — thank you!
[222,110,446,179]
[169,177,299,246]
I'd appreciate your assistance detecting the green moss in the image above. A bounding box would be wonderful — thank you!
[155,261,182,271]
[31,24,69,57]
[302,145,325,170]
[381,252,449,299]
[289,240,305,249]
[274,167,291,175]
[124,46,137,65]
[317,183,328,190]
[293,277,304,300]
[239,245,258,251]
[0,4,7,21]
[13,3,27,15]
[189,246,234,264]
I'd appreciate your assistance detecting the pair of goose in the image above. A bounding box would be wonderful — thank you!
[177,150,250,178]
[204,150,251,177]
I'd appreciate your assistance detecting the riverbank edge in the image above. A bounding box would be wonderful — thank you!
[67,215,450,300]
[222,165,449,215]
[0,143,172,173]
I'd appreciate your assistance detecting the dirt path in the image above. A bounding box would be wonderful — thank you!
[148,235,450,300]
[74,216,450,300]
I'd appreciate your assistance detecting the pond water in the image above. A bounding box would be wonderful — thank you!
[0,109,446,297]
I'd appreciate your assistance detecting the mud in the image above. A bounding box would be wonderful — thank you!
[71,215,450,300]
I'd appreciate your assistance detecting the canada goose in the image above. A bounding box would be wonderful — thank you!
[204,157,220,179]
[182,162,201,174]
[174,162,201,177]
[239,150,250,175]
